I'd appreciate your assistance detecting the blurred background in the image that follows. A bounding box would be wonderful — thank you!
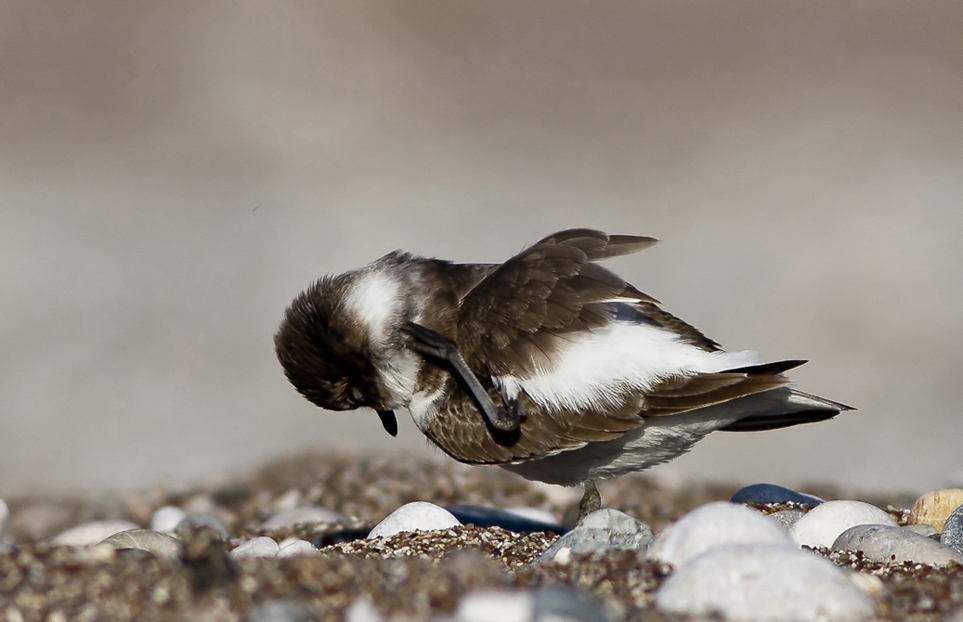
[1,0,961,496]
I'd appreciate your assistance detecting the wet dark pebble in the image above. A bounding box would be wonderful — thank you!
[446,504,569,536]
[730,483,824,506]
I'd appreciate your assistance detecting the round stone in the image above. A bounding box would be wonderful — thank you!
[262,506,346,531]
[904,523,939,538]
[832,524,963,567]
[244,599,314,622]
[150,506,187,533]
[51,520,140,547]
[100,529,183,559]
[456,590,533,622]
[277,539,320,557]
[655,543,876,621]
[790,500,897,549]
[768,510,805,531]
[538,509,652,563]
[647,502,793,568]
[908,489,963,531]
[344,598,383,622]
[940,504,963,555]
[230,536,280,559]
[368,502,461,540]
[730,483,824,506]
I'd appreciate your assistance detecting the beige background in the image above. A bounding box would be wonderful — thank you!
[2,1,961,496]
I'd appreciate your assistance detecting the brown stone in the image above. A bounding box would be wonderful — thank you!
[907,489,963,531]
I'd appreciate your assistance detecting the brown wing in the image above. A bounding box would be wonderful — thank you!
[456,229,662,377]
[423,364,802,465]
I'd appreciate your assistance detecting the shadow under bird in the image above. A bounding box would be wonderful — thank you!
[275,229,852,516]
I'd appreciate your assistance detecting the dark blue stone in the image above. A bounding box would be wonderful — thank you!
[445,505,569,535]
[311,527,372,547]
[730,483,824,506]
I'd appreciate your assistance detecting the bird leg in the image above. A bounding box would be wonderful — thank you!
[578,480,602,522]
[401,322,520,432]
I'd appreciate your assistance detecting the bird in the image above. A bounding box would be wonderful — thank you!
[274,228,852,517]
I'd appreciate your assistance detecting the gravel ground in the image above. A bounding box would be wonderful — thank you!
[1,452,960,621]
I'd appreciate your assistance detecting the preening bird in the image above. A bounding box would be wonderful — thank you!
[275,229,851,516]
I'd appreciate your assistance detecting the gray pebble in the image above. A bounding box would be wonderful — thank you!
[538,509,652,563]
[262,506,346,531]
[150,506,187,533]
[769,510,804,531]
[533,588,610,622]
[832,524,963,567]
[51,520,140,547]
[368,502,461,539]
[904,523,939,538]
[244,600,314,622]
[230,536,280,559]
[277,539,320,557]
[174,515,230,541]
[941,504,963,555]
[100,529,183,559]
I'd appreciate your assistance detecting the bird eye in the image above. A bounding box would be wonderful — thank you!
[350,387,364,403]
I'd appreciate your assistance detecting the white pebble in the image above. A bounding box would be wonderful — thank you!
[150,506,187,534]
[230,536,280,559]
[367,502,461,540]
[647,502,793,568]
[51,520,139,547]
[277,539,320,557]
[790,500,897,549]
[456,590,533,622]
[262,506,346,531]
[345,597,383,622]
[656,543,876,621]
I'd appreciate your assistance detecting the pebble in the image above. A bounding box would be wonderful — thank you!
[0,498,9,540]
[505,507,558,525]
[150,506,187,533]
[941,504,963,555]
[647,502,793,568]
[244,599,314,622]
[532,588,610,622]
[655,543,876,621]
[345,598,383,622]
[907,488,963,531]
[230,536,280,559]
[100,529,183,559]
[537,509,652,563]
[832,524,963,567]
[367,502,461,540]
[174,515,230,541]
[730,483,824,506]
[277,539,321,557]
[446,504,568,535]
[50,520,140,547]
[456,590,532,622]
[904,523,940,538]
[769,509,805,531]
[262,506,347,531]
[790,500,897,549]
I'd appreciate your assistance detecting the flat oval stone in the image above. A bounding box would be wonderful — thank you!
[538,509,652,563]
[941,504,963,555]
[833,524,963,567]
[655,543,876,621]
[262,506,347,531]
[230,536,280,559]
[100,529,183,559]
[505,507,558,525]
[368,502,461,540]
[51,520,140,547]
[769,510,805,531]
[904,523,939,538]
[908,489,963,531]
[647,502,793,568]
[730,483,824,506]
[245,599,314,622]
[790,500,897,549]
[445,505,567,536]
[456,590,533,622]
[174,515,230,541]
[150,506,187,533]
[277,539,320,557]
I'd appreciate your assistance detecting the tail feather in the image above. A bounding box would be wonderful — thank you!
[719,389,854,432]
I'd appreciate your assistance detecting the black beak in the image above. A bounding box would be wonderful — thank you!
[376,409,398,437]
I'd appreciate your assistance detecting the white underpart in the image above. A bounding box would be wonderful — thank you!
[379,350,422,408]
[344,270,403,346]
[495,321,759,413]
